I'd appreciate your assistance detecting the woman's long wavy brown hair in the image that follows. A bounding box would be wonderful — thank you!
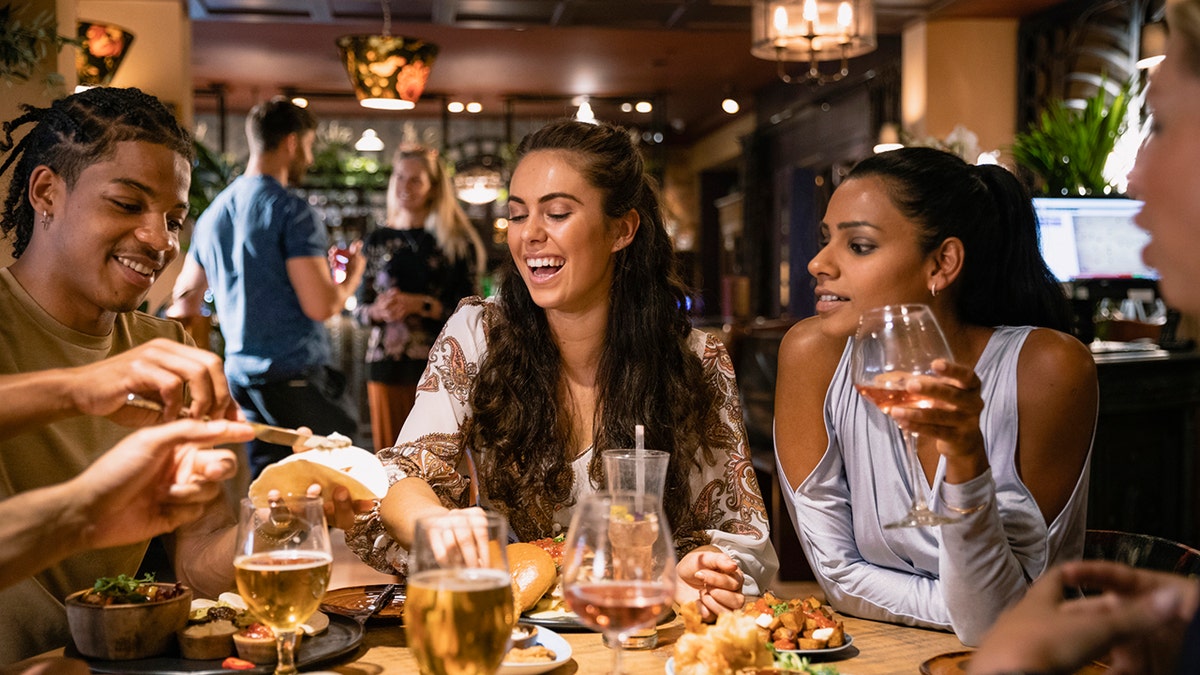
[469,119,716,543]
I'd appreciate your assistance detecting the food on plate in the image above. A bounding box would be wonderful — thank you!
[222,656,256,670]
[233,622,302,664]
[674,609,773,674]
[747,593,845,651]
[520,535,572,618]
[505,644,557,663]
[177,619,238,659]
[673,593,846,674]
[76,573,186,606]
[249,434,389,502]
[508,543,557,614]
[510,623,539,648]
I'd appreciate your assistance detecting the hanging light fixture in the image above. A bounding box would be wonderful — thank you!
[75,20,135,91]
[337,0,438,110]
[751,0,876,85]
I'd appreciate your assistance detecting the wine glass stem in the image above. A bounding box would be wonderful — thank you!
[609,631,624,675]
[902,429,931,512]
[274,630,299,675]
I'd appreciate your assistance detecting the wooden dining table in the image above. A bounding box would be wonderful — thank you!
[323,580,967,675]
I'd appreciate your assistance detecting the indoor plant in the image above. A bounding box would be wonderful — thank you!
[0,3,75,90]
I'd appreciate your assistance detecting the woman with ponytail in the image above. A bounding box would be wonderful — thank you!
[345,119,777,618]
[774,147,1097,645]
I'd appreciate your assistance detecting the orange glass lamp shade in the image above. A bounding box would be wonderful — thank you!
[76,21,134,87]
[337,35,438,110]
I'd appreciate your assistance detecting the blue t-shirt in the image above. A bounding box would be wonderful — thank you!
[188,174,331,385]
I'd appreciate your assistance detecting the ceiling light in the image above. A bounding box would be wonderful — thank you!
[76,20,135,88]
[750,0,877,85]
[635,101,653,114]
[873,122,903,153]
[291,97,309,108]
[455,165,504,205]
[722,98,740,114]
[575,98,597,125]
[621,102,633,113]
[336,0,438,110]
[447,101,465,113]
[466,101,482,113]
[355,128,385,152]
[1136,21,1166,70]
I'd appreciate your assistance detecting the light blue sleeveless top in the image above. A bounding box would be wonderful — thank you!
[776,325,1091,646]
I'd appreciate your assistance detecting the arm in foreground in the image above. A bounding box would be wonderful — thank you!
[0,418,251,592]
[969,560,1200,675]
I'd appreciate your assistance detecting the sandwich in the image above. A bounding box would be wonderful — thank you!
[248,434,389,503]
[507,543,558,615]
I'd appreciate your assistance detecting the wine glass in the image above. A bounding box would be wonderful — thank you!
[851,303,960,529]
[234,495,333,675]
[406,511,515,675]
[562,491,675,675]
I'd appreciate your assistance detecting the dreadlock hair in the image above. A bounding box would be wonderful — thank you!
[849,147,1072,332]
[469,119,716,547]
[0,87,193,259]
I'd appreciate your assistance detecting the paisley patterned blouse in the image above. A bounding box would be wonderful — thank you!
[345,297,779,594]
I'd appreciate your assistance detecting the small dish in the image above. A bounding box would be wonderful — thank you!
[498,625,571,675]
[920,651,1107,675]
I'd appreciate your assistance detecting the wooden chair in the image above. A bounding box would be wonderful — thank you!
[1083,529,1200,576]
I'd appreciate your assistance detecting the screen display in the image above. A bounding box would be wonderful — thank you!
[1033,197,1156,281]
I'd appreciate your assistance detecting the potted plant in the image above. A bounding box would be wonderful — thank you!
[1011,80,1132,197]
[0,3,75,90]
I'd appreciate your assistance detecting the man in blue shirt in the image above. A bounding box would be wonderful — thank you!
[170,98,366,476]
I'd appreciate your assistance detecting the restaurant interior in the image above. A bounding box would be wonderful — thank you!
[5,0,1199,628]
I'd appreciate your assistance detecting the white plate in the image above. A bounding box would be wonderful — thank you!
[776,632,855,657]
[498,625,572,675]
[665,656,675,675]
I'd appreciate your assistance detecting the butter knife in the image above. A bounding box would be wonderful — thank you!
[123,394,328,447]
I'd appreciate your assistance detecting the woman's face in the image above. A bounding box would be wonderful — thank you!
[507,149,625,316]
[389,157,433,213]
[1128,37,1200,315]
[808,176,936,338]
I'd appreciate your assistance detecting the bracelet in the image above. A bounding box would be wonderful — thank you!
[943,500,989,516]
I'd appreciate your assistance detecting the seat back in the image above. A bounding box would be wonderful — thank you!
[1083,529,1200,577]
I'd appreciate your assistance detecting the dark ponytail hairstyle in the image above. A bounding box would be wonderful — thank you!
[469,119,711,544]
[0,87,193,258]
[849,147,1072,332]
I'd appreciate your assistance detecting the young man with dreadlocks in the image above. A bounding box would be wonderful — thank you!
[0,87,248,662]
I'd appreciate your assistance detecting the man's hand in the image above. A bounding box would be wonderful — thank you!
[69,339,238,424]
[68,419,253,552]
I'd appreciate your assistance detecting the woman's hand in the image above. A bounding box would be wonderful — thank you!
[290,426,377,529]
[888,358,988,479]
[369,290,443,323]
[675,547,745,621]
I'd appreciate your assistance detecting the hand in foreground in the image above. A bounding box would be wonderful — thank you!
[70,418,252,551]
[70,338,238,424]
[288,426,376,529]
[675,546,745,621]
[969,561,1200,675]
[888,358,986,461]
[413,507,495,568]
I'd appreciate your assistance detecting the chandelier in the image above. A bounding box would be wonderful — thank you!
[751,0,877,85]
[336,1,438,110]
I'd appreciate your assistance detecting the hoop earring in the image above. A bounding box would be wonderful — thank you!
[930,283,938,297]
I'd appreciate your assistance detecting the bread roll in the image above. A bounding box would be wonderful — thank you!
[507,543,557,614]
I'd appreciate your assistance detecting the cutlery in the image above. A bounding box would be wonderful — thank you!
[355,583,400,625]
[123,394,328,447]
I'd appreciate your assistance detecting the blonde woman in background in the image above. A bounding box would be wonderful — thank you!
[355,146,486,451]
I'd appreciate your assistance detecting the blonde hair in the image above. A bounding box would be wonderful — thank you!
[1170,0,1200,76]
[387,146,486,277]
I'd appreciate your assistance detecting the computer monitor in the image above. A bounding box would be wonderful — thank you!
[1033,197,1156,281]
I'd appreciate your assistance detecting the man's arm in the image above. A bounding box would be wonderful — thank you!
[168,487,240,598]
[166,255,210,319]
[286,241,366,322]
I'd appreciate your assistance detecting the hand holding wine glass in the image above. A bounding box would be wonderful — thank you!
[406,511,515,675]
[562,492,675,675]
[852,303,959,529]
[234,494,333,675]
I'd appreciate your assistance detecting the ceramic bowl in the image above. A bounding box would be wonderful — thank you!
[65,583,192,660]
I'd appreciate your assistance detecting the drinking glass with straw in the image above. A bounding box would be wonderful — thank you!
[601,424,670,649]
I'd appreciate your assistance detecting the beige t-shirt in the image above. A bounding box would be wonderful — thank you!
[0,267,191,663]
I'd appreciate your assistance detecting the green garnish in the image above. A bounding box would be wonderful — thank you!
[552,533,565,543]
[770,647,840,674]
[91,573,157,604]
[772,601,790,616]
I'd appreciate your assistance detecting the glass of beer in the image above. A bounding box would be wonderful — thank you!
[234,495,333,675]
[406,510,515,675]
